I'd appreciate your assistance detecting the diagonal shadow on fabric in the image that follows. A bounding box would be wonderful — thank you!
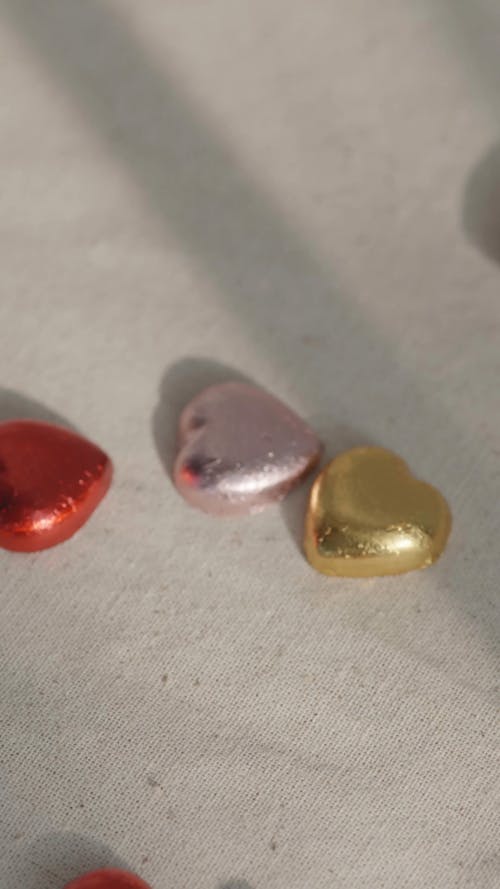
[0,0,497,659]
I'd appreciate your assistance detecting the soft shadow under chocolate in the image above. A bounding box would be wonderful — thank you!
[152,358,255,481]
[9,832,127,889]
[0,389,75,429]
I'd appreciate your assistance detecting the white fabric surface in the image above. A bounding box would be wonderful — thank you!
[0,2,499,888]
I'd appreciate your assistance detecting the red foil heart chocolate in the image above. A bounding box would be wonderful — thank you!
[64,869,151,889]
[0,420,112,551]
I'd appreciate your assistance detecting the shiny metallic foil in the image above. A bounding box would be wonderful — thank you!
[305,447,451,577]
[63,869,152,889]
[174,382,321,515]
[0,420,112,551]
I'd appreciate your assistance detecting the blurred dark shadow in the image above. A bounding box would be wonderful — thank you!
[0,0,498,656]
[0,389,74,428]
[8,832,127,889]
[463,143,500,263]
[441,3,500,266]
[443,0,500,111]
[153,358,254,480]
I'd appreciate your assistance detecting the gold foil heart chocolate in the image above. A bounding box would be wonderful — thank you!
[304,447,451,577]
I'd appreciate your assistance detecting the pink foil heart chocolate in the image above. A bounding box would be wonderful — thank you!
[173,382,321,515]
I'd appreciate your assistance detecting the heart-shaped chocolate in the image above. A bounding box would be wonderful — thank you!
[64,869,151,889]
[0,420,112,552]
[174,382,321,515]
[304,447,451,577]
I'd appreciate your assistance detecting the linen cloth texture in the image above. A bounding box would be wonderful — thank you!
[0,2,498,888]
